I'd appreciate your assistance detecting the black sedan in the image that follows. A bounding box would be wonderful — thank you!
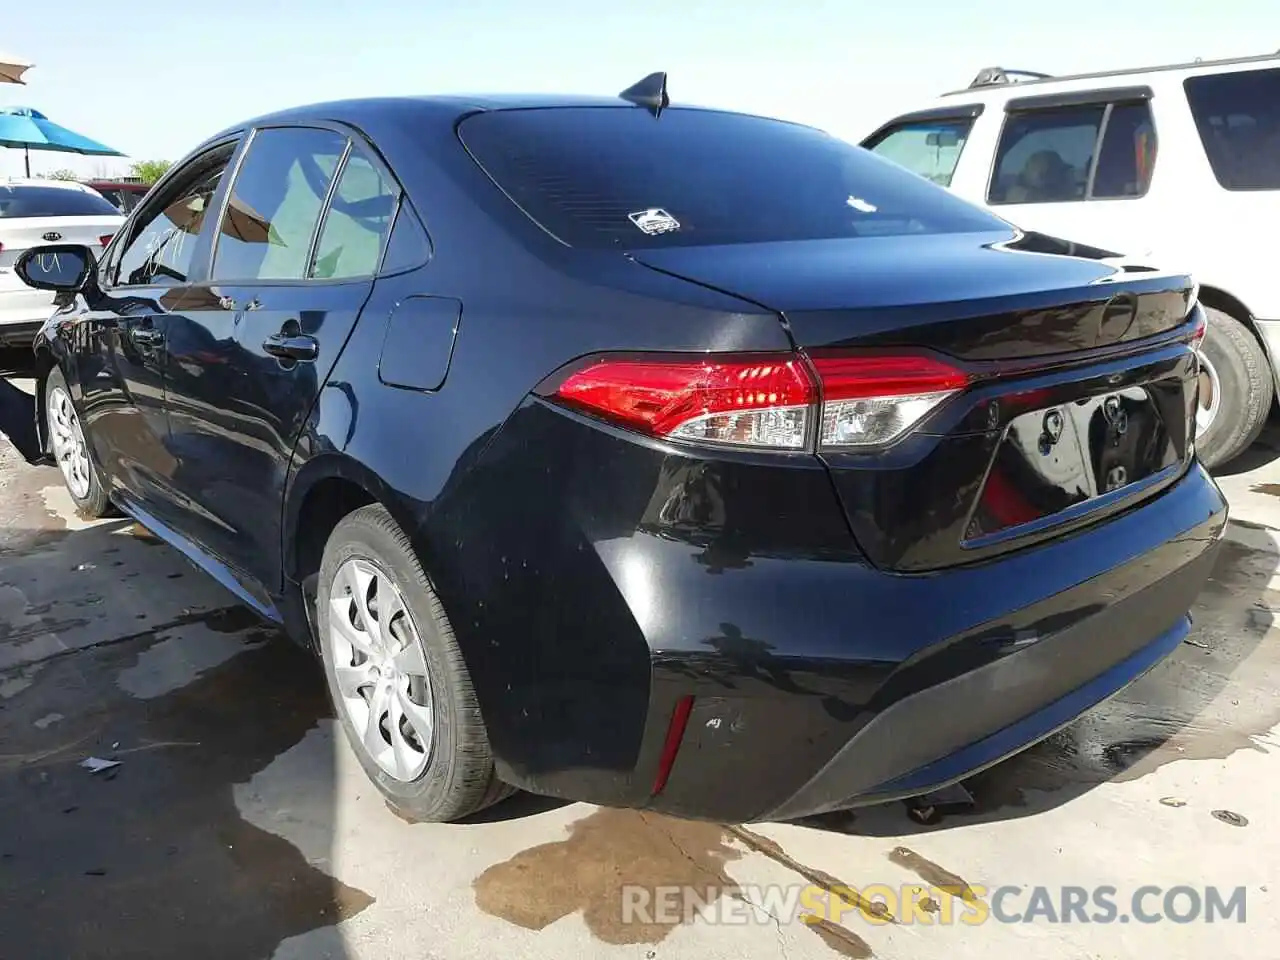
[11,75,1226,823]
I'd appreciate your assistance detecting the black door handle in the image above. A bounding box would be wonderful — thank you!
[263,332,319,362]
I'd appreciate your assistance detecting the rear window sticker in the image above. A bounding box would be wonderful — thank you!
[628,208,681,235]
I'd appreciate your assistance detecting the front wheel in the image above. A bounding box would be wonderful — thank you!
[1194,307,1274,469]
[316,503,512,822]
[44,367,112,519]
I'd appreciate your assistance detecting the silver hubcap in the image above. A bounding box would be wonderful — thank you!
[1195,349,1222,438]
[48,385,91,500]
[328,557,434,781]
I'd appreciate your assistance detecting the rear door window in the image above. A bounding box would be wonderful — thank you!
[862,118,974,187]
[989,98,1157,204]
[990,106,1105,203]
[1091,102,1157,198]
[459,107,1005,249]
[211,126,348,281]
[1184,67,1280,191]
[309,146,398,279]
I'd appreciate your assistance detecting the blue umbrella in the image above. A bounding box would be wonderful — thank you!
[0,106,124,177]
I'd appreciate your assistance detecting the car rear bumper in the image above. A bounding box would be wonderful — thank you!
[645,463,1224,822]
[763,570,1197,819]
[430,402,1227,822]
[0,285,55,348]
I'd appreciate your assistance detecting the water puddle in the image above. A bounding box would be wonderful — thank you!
[0,623,367,959]
[473,808,741,943]
[473,807,875,956]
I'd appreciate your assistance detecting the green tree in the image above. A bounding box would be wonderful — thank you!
[44,169,80,181]
[129,159,172,185]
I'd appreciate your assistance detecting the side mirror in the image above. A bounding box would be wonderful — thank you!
[926,130,961,148]
[14,244,95,293]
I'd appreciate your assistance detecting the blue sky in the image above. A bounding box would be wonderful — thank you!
[3,0,1276,178]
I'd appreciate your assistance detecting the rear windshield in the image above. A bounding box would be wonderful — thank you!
[1184,68,1280,191]
[458,107,1006,248]
[0,185,122,218]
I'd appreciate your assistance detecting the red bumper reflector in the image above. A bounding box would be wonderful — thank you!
[652,695,694,796]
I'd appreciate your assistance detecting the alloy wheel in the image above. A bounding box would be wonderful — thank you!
[47,385,91,500]
[328,557,435,781]
[1195,348,1221,438]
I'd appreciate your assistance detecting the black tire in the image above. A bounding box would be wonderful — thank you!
[1195,307,1274,469]
[43,367,112,520]
[316,503,513,822]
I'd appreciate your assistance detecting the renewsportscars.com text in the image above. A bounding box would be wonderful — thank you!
[622,883,1248,926]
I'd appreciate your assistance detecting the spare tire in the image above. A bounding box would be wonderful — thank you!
[1195,307,1274,469]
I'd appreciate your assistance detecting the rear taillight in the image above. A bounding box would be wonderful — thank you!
[541,350,970,452]
[547,354,815,450]
[99,234,115,247]
[811,352,970,449]
[1188,306,1207,351]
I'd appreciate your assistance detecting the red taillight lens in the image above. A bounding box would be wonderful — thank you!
[812,351,970,449]
[99,234,115,247]
[1188,307,1207,350]
[548,353,816,450]
[542,350,969,452]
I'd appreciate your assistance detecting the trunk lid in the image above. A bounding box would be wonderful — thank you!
[0,215,121,266]
[632,232,1200,572]
[631,231,1193,357]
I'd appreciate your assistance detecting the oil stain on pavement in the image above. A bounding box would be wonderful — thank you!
[887,846,977,902]
[473,808,743,943]
[0,618,371,960]
[473,808,874,957]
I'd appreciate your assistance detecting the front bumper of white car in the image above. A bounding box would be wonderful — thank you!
[0,285,57,347]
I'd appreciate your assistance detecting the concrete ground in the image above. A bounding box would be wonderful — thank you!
[1,424,1278,960]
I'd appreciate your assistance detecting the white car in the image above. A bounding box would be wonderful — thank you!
[0,178,125,348]
[861,52,1280,468]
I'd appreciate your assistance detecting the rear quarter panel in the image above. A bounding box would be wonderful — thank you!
[280,110,795,778]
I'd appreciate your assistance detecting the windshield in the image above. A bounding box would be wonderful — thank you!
[1185,67,1280,191]
[458,107,1006,249]
[0,185,123,219]
[863,118,975,187]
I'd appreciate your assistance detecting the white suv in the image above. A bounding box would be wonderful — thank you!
[861,52,1280,468]
[0,179,125,348]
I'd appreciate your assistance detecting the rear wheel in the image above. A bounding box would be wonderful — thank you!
[316,503,512,822]
[1195,307,1274,469]
[44,367,112,519]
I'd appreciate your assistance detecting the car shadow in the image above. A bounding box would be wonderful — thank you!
[796,521,1279,838]
[0,505,364,960]
[1211,415,1280,478]
[458,789,573,824]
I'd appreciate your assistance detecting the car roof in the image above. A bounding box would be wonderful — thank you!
[0,177,98,192]
[194,94,802,152]
[938,51,1280,99]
